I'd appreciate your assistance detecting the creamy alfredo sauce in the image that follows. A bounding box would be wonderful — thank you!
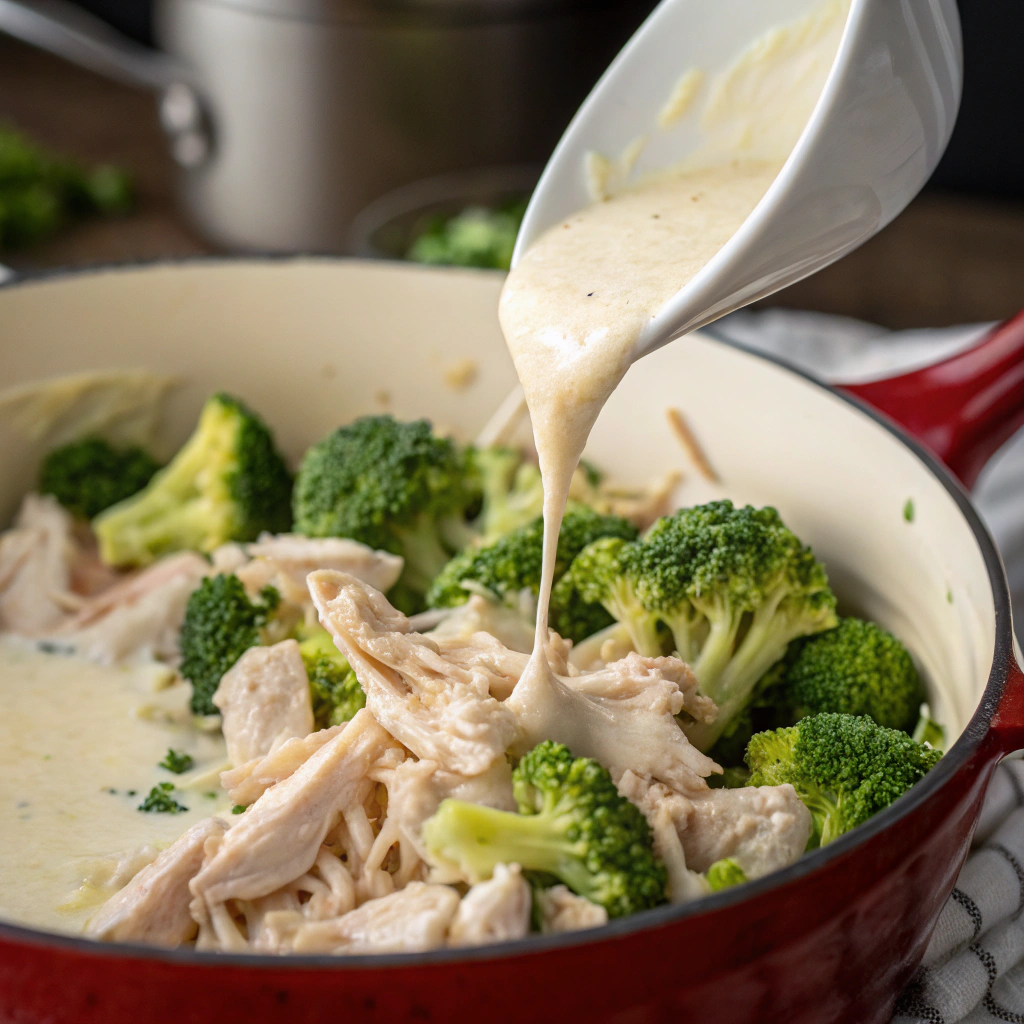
[499,0,849,669]
[0,639,229,934]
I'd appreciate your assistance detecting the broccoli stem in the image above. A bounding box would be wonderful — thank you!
[424,799,588,890]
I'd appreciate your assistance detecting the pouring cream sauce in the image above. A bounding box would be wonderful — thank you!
[499,0,849,671]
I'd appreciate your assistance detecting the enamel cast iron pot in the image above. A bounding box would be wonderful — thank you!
[0,260,1022,1024]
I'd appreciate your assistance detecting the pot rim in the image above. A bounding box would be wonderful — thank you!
[0,256,1013,970]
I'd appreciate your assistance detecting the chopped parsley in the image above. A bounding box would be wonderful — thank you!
[138,782,188,814]
[159,748,194,774]
[231,804,246,815]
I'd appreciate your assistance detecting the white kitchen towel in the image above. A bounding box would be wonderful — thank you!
[711,308,1024,1024]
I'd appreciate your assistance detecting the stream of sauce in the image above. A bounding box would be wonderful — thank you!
[499,0,849,679]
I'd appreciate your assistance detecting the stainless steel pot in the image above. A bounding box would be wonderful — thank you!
[0,0,651,251]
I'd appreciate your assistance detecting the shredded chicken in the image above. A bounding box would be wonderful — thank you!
[220,725,345,806]
[619,773,812,879]
[236,534,403,609]
[384,756,517,867]
[213,640,315,767]
[0,494,79,634]
[87,818,227,946]
[308,571,518,776]
[449,863,531,946]
[534,885,608,934]
[427,594,535,655]
[190,709,397,908]
[286,882,460,955]
[508,650,720,794]
[49,552,209,664]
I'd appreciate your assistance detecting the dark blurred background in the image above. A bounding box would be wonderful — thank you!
[0,0,1021,328]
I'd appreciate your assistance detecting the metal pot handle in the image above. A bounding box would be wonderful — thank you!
[838,310,1024,490]
[0,0,212,167]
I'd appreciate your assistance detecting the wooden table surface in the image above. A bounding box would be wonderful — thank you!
[2,34,1023,331]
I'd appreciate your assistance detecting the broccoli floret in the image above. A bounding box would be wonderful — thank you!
[705,857,747,891]
[426,505,638,643]
[179,574,282,716]
[745,712,942,847]
[777,617,923,732]
[93,394,292,567]
[158,748,194,774]
[552,536,663,655]
[39,437,161,520]
[468,446,544,543]
[293,416,473,606]
[422,740,667,918]
[912,703,945,750]
[562,501,837,749]
[406,200,526,271]
[297,625,366,727]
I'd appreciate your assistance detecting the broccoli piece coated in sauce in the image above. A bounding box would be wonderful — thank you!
[297,624,366,727]
[422,740,667,918]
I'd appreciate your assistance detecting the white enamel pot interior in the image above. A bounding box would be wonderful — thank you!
[0,258,1004,745]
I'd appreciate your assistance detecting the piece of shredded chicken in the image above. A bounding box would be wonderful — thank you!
[87,818,227,946]
[618,771,812,880]
[190,709,398,912]
[48,551,209,664]
[0,494,80,635]
[236,534,403,611]
[534,885,609,934]
[508,649,720,795]
[426,594,535,655]
[449,863,531,946]
[220,724,345,807]
[308,571,519,777]
[213,639,315,767]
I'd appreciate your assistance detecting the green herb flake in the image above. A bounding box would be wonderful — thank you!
[138,782,188,814]
[159,748,194,774]
[946,587,953,604]
[903,499,915,523]
[231,804,246,815]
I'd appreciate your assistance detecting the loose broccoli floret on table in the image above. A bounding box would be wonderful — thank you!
[293,415,474,607]
[178,574,282,716]
[561,500,837,749]
[422,740,667,918]
[745,712,942,848]
[39,437,161,520]
[297,624,365,727]
[705,858,748,892]
[426,504,638,643]
[93,393,292,566]
[777,617,924,732]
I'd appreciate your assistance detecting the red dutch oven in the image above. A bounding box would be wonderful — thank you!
[0,259,1021,1024]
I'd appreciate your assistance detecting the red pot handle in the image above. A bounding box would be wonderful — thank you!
[839,310,1024,490]
[839,315,1024,755]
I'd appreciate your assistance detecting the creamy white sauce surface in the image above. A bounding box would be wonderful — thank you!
[0,639,229,935]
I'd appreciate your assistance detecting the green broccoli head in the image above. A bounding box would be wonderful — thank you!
[426,504,638,643]
[467,446,545,543]
[422,740,667,918]
[293,416,472,604]
[562,500,837,750]
[745,712,942,847]
[551,535,663,655]
[297,625,366,728]
[781,617,923,732]
[39,437,160,520]
[705,858,747,892]
[179,574,281,716]
[93,394,292,567]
